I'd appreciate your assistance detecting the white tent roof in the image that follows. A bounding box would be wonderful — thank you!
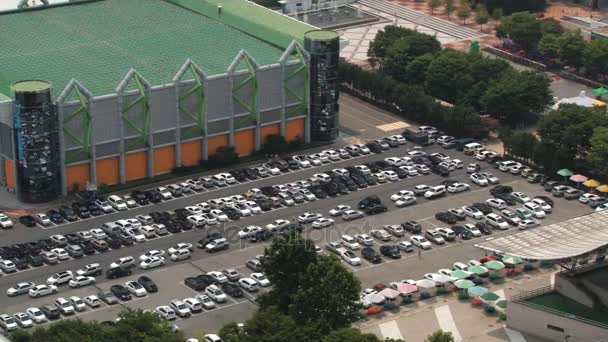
[475,211,608,260]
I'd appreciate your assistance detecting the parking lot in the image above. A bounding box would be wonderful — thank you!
[0,130,596,336]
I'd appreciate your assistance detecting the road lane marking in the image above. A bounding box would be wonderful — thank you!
[378,320,404,340]
[434,305,462,342]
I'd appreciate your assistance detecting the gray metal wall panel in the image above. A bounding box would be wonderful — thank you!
[207,120,230,135]
[260,108,282,125]
[0,100,12,127]
[0,123,13,158]
[91,96,121,142]
[285,63,306,105]
[61,103,84,149]
[205,77,231,121]
[232,74,254,116]
[154,130,176,146]
[257,67,282,110]
[122,93,145,137]
[150,86,176,132]
[178,80,198,127]
[96,141,120,158]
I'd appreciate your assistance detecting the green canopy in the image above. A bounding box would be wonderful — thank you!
[593,87,608,96]
[451,270,471,280]
[496,300,508,309]
[557,168,573,177]
[454,279,475,289]
[484,260,505,270]
[502,256,523,265]
[468,286,488,296]
[481,292,500,301]
[468,265,489,275]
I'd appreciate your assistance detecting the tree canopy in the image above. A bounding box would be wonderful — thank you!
[583,38,608,75]
[589,127,608,176]
[426,330,456,342]
[496,12,542,52]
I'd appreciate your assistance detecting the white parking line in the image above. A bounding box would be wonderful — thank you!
[434,305,462,342]
[378,320,404,340]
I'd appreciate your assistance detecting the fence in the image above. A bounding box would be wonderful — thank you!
[481,46,547,71]
[558,71,608,90]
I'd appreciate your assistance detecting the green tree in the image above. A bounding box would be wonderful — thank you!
[426,330,455,342]
[457,3,471,24]
[425,49,473,103]
[589,127,608,176]
[259,233,318,312]
[558,32,586,68]
[480,70,552,123]
[491,7,503,20]
[382,33,441,81]
[243,307,320,342]
[367,26,417,67]
[583,38,608,75]
[475,5,489,30]
[541,18,564,35]
[111,309,185,342]
[496,12,542,53]
[404,53,435,84]
[504,131,539,161]
[261,134,289,155]
[538,34,560,58]
[322,328,382,342]
[218,322,245,342]
[429,0,442,14]
[443,0,456,18]
[290,255,362,334]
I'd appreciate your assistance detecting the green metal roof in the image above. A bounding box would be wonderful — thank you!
[0,0,285,96]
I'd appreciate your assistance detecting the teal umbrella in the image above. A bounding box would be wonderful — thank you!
[468,265,489,276]
[496,300,508,309]
[593,87,608,96]
[481,292,500,302]
[451,270,471,280]
[454,279,475,289]
[484,260,505,270]
[502,256,523,265]
[557,168,573,177]
[468,286,488,296]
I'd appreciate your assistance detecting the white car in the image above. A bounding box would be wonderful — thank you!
[84,295,101,308]
[209,209,229,222]
[342,209,364,220]
[156,306,177,320]
[76,230,94,241]
[0,314,18,331]
[196,295,216,309]
[312,217,334,229]
[168,243,193,255]
[385,157,405,166]
[47,270,74,286]
[531,198,552,213]
[238,225,262,238]
[7,282,36,296]
[298,212,322,223]
[292,155,311,168]
[523,202,546,219]
[207,271,229,284]
[486,213,509,230]
[518,219,540,230]
[250,273,271,287]
[69,276,96,288]
[480,172,499,184]
[239,278,259,292]
[266,219,290,232]
[340,235,360,250]
[579,193,602,204]
[13,314,32,329]
[34,213,51,226]
[139,249,165,261]
[354,234,374,246]
[26,307,47,323]
[323,149,341,161]
[391,190,415,201]
[413,164,430,174]
[410,235,432,249]
[170,299,192,318]
[395,196,416,207]
[329,205,351,216]
[462,206,484,219]
[244,201,262,214]
[126,281,147,297]
[183,297,203,313]
[70,296,87,312]
[126,228,146,243]
[205,285,227,303]
[313,173,331,183]
[140,256,165,270]
[463,223,482,237]
[29,284,58,298]
[399,165,419,176]
[89,228,107,240]
[486,198,507,210]
[110,256,135,269]
[341,250,362,265]
[355,143,371,154]
[512,192,531,203]
[470,173,488,186]
[596,203,608,212]
[50,247,70,260]
[447,182,470,193]
[354,165,371,174]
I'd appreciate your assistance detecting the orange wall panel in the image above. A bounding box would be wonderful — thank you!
[181,140,202,167]
[285,118,305,142]
[207,134,229,156]
[260,123,280,145]
[153,146,176,175]
[66,164,90,191]
[234,129,255,157]
[125,152,148,181]
[96,157,120,185]
[4,160,15,188]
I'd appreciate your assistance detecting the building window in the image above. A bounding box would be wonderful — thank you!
[547,325,564,333]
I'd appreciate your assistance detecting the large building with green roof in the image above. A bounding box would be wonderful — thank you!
[0,0,340,200]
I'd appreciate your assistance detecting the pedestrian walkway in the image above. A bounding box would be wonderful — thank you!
[434,305,463,341]
[378,320,404,340]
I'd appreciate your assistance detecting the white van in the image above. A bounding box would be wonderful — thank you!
[463,143,484,155]
[101,222,122,235]
[108,195,128,211]
[140,226,157,239]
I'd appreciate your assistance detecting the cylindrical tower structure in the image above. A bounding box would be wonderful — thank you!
[11,80,60,203]
[304,30,339,142]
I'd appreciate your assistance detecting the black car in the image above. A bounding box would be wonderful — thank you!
[451,226,473,240]
[255,198,274,211]
[435,212,458,225]
[40,305,61,320]
[269,160,290,172]
[11,243,28,257]
[0,247,15,260]
[198,274,218,287]
[105,236,123,250]
[80,241,97,255]
[362,173,377,186]
[401,220,422,234]
[286,159,301,170]
[350,174,368,188]
[177,218,194,231]
[364,204,387,215]
[137,276,158,293]
[229,170,248,182]
[13,257,29,270]
[358,196,381,210]
[87,203,103,216]
[534,196,554,207]
[323,182,340,196]
[144,190,163,203]
[260,186,279,197]
[475,222,492,235]
[106,266,132,279]
[543,180,561,192]
[361,247,382,264]
[24,242,41,255]
[247,229,273,243]
[471,202,493,215]
[59,206,78,222]
[430,165,450,177]
[332,180,349,195]
[174,208,190,220]
[46,210,64,224]
[243,168,259,180]
[309,186,328,199]
[366,141,383,153]
[110,285,132,301]
[379,245,401,259]
[223,207,242,221]
[18,215,36,227]
[26,254,44,267]
[72,203,91,219]
[490,185,512,196]
[164,221,182,234]
[185,276,207,291]
[131,190,149,205]
[37,238,57,251]
[116,232,135,246]
[364,162,381,173]
[197,232,223,248]
[221,283,244,298]
[440,179,459,187]
[495,193,516,206]
[527,173,544,184]
[65,233,83,245]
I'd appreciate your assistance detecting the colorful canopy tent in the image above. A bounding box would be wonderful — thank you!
[597,185,608,193]
[396,283,418,295]
[481,292,500,302]
[593,87,608,96]
[454,279,475,289]
[468,265,489,276]
[416,279,437,289]
[484,260,506,270]
[570,174,588,183]
[557,168,573,177]
[378,288,401,300]
[584,179,601,188]
[450,270,472,280]
[502,256,523,265]
[468,286,489,296]
[362,293,386,307]
[496,300,508,309]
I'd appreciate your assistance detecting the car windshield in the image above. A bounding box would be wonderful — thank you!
[4,317,15,324]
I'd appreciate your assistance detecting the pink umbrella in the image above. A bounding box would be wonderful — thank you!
[396,283,418,295]
[570,174,588,183]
